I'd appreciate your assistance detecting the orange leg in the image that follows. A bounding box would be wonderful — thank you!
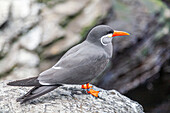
[81,83,92,89]
[81,83,99,97]
[87,89,99,97]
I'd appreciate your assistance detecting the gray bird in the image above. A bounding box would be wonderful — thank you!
[7,25,129,103]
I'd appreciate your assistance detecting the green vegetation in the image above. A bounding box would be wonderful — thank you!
[37,0,65,7]
[37,0,52,3]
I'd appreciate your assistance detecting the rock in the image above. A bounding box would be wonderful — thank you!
[0,38,9,58]
[0,81,144,113]
[0,0,41,57]
[17,49,40,67]
[0,43,19,76]
[67,0,111,35]
[0,67,39,81]
[40,17,65,46]
[2,17,39,41]
[0,0,41,78]
[53,0,89,16]
[42,32,80,57]
[0,0,11,27]
[164,9,170,18]
[20,26,42,50]
[103,0,167,52]
[11,0,31,19]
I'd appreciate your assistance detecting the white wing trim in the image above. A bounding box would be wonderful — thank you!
[52,66,63,69]
[39,81,52,85]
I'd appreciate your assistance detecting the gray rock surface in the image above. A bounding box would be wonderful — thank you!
[1,67,39,81]
[0,81,144,113]
[17,49,40,67]
[0,0,10,27]
[0,43,19,75]
[19,26,42,51]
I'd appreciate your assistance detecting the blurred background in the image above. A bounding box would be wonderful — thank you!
[0,0,169,112]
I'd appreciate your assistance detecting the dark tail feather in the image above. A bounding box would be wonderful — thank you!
[7,77,41,86]
[17,85,61,104]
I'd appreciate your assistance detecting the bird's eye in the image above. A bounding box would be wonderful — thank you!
[107,30,113,34]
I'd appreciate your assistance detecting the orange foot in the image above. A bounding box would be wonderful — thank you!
[87,89,99,97]
[81,83,92,89]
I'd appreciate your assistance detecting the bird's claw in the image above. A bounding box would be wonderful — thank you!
[87,89,99,97]
[81,83,92,89]
[81,83,99,97]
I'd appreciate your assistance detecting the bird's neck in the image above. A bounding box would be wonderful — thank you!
[90,41,113,59]
[103,43,113,59]
[85,40,113,59]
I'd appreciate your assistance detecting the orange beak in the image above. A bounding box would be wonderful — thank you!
[112,30,130,37]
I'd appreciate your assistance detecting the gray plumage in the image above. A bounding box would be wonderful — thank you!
[7,25,114,103]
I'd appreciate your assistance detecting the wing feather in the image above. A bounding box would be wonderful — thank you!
[38,41,109,84]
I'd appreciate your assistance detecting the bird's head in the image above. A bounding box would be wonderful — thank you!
[86,25,130,46]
